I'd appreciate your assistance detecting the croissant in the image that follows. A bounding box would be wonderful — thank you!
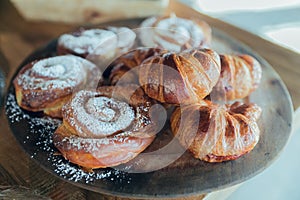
[211,54,262,100]
[139,48,221,104]
[139,15,211,52]
[57,27,136,68]
[53,85,158,169]
[170,101,262,162]
[108,47,167,85]
[13,55,101,118]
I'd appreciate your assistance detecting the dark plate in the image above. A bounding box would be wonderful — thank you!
[0,68,4,108]
[4,18,293,199]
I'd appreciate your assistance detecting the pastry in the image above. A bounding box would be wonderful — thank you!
[108,47,167,85]
[170,101,262,162]
[13,55,101,118]
[139,15,211,52]
[53,85,158,169]
[57,27,136,67]
[139,48,221,104]
[211,54,262,101]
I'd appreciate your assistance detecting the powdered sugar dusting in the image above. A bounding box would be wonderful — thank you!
[140,16,205,52]
[6,93,31,122]
[33,63,65,78]
[6,90,131,184]
[61,135,132,153]
[65,91,135,137]
[58,29,118,55]
[15,55,94,91]
[107,26,136,53]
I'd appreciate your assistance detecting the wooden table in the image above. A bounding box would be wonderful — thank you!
[0,0,299,199]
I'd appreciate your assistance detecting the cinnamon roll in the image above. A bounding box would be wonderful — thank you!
[108,47,167,85]
[139,15,211,52]
[53,85,158,169]
[13,55,101,118]
[139,48,221,104]
[57,27,136,66]
[211,54,262,100]
[170,101,262,162]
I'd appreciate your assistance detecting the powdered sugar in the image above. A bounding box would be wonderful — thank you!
[15,55,95,91]
[58,29,118,55]
[6,89,131,184]
[107,26,136,53]
[53,159,131,183]
[32,63,66,78]
[61,134,130,153]
[65,91,135,138]
[140,16,205,52]
[6,93,31,123]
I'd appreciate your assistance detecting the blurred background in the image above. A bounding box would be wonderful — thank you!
[181,0,300,53]
[9,0,300,53]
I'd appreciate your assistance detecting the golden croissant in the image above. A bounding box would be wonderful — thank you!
[139,48,221,104]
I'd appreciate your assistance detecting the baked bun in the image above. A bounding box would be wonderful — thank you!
[13,55,101,118]
[139,15,211,52]
[53,85,158,169]
[57,27,136,67]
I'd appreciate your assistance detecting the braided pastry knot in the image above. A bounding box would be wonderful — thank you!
[211,54,262,100]
[171,101,262,162]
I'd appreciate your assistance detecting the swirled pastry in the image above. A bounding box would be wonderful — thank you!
[170,101,262,162]
[13,55,101,118]
[211,54,262,100]
[108,47,167,85]
[139,48,221,104]
[139,15,211,52]
[53,85,158,169]
[57,27,136,65]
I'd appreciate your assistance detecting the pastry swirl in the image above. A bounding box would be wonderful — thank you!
[57,27,136,64]
[170,101,262,162]
[53,85,158,169]
[13,55,101,117]
[212,54,262,100]
[139,15,211,52]
[139,48,221,104]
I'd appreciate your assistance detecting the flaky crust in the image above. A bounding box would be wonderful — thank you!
[139,48,221,104]
[108,48,167,85]
[170,101,262,162]
[53,85,158,169]
[211,54,262,100]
